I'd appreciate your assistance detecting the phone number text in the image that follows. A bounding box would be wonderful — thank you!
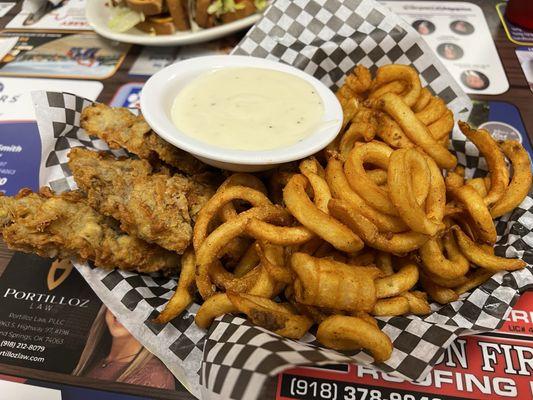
[281,376,445,400]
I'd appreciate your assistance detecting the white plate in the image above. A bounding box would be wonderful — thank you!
[86,0,262,46]
[141,55,343,172]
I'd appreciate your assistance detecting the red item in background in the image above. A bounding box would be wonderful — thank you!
[506,0,533,31]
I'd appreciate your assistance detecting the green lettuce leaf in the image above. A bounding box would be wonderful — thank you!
[254,0,268,11]
[108,6,145,32]
[207,0,246,16]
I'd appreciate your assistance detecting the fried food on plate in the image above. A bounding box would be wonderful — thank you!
[68,147,204,254]
[108,0,267,35]
[374,260,418,299]
[194,0,266,28]
[195,204,289,299]
[419,232,469,280]
[283,174,363,253]
[370,64,421,107]
[449,185,497,244]
[155,249,196,323]
[0,188,178,273]
[8,63,530,363]
[374,92,457,169]
[458,121,509,207]
[491,140,533,218]
[291,252,380,312]
[227,292,313,339]
[452,226,526,271]
[387,148,445,236]
[317,315,393,362]
[80,103,205,175]
[179,64,532,362]
[137,14,178,35]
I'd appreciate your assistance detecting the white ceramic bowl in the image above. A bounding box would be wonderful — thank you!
[140,55,343,172]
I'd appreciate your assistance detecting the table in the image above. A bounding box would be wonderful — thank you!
[0,0,531,399]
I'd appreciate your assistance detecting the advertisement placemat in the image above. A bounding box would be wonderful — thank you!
[0,249,182,392]
[0,31,129,80]
[467,100,533,157]
[0,77,103,121]
[6,0,89,31]
[0,77,102,196]
[109,83,144,109]
[516,47,533,94]
[0,255,102,373]
[382,1,508,95]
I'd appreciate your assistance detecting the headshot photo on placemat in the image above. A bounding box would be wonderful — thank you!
[412,19,435,35]
[461,69,490,90]
[437,43,464,60]
[72,305,175,390]
[450,20,475,35]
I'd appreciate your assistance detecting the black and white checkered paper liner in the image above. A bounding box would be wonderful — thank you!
[30,1,533,399]
[233,0,471,118]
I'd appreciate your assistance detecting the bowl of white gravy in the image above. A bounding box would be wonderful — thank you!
[141,55,343,172]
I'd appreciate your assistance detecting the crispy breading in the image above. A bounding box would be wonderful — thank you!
[68,148,197,253]
[80,103,206,175]
[0,188,179,273]
[187,172,218,220]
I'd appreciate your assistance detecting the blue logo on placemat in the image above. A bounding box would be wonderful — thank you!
[110,83,144,109]
[0,122,41,195]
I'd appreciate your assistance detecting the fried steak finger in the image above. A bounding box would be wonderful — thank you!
[0,188,179,273]
[80,103,205,175]
[68,148,195,254]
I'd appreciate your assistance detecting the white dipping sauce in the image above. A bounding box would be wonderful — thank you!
[171,67,324,151]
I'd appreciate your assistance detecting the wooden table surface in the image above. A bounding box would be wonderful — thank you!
[0,0,531,399]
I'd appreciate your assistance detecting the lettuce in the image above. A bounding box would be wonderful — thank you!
[254,0,268,10]
[107,5,145,32]
[207,0,246,16]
